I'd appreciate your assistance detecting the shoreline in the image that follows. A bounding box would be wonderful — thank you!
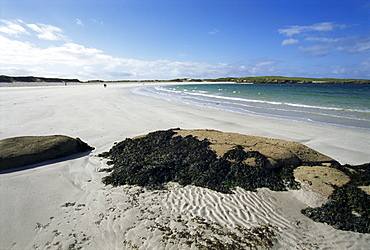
[2,74,369,85]
[0,83,369,249]
[1,82,369,164]
[132,83,370,133]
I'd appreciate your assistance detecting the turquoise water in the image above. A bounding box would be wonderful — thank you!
[133,83,370,131]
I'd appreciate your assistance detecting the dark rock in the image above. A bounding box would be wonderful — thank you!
[0,135,94,170]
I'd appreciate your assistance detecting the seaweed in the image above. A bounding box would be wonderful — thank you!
[147,216,277,249]
[302,163,370,234]
[99,128,299,193]
[99,128,370,234]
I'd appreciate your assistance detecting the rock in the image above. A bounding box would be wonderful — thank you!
[0,135,94,171]
[358,186,370,195]
[294,166,350,197]
[100,128,369,234]
[174,129,335,169]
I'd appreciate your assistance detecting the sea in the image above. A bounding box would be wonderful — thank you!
[132,83,370,131]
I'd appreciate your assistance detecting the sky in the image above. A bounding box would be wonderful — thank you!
[0,0,369,81]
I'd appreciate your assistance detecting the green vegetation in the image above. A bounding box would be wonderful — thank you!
[203,76,370,84]
[0,75,80,83]
[1,74,369,84]
[104,76,370,84]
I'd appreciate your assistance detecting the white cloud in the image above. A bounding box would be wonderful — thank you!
[278,22,347,37]
[310,22,337,32]
[359,58,370,74]
[248,60,280,75]
[0,19,69,41]
[26,23,68,41]
[0,19,270,80]
[0,34,263,80]
[305,37,341,43]
[278,21,369,57]
[330,59,370,78]
[0,19,29,36]
[331,65,346,75]
[255,61,277,67]
[300,35,370,56]
[209,29,220,35]
[76,19,83,26]
[281,38,299,46]
[92,18,104,25]
[299,44,333,57]
[341,37,370,54]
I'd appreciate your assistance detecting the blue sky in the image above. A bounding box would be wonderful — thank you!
[0,0,369,80]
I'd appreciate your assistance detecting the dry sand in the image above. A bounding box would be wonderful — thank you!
[0,83,369,249]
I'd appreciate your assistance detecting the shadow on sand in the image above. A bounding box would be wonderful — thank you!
[0,150,92,174]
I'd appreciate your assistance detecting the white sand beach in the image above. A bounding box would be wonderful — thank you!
[1,83,369,249]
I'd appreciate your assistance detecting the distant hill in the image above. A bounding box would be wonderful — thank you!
[119,76,370,84]
[1,75,369,84]
[0,75,81,83]
[202,76,370,84]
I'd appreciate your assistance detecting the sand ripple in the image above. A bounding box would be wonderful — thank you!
[4,157,370,249]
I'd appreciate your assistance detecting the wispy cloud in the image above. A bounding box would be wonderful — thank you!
[278,22,347,37]
[92,18,104,25]
[209,29,220,35]
[329,58,370,78]
[281,38,299,46]
[1,19,283,80]
[0,33,256,80]
[3,29,368,80]
[299,35,370,57]
[76,18,83,26]
[247,59,280,75]
[26,23,68,41]
[2,18,367,80]
[277,21,370,57]
[304,37,341,43]
[299,44,333,57]
[0,19,69,41]
[359,58,370,74]
[339,36,370,54]
[0,19,29,36]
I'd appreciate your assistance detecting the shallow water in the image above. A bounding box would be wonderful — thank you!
[132,83,370,131]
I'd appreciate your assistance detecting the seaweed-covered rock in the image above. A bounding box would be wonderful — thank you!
[301,163,370,233]
[99,128,370,234]
[0,135,94,170]
[175,129,335,168]
[99,129,302,193]
[294,166,350,197]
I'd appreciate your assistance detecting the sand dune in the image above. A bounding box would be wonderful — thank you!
[0,83,369,249]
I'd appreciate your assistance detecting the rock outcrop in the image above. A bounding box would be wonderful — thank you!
[175,129,335,169]
[0,135,93,171]
[101,128,337,193]
[294,165,350,197]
